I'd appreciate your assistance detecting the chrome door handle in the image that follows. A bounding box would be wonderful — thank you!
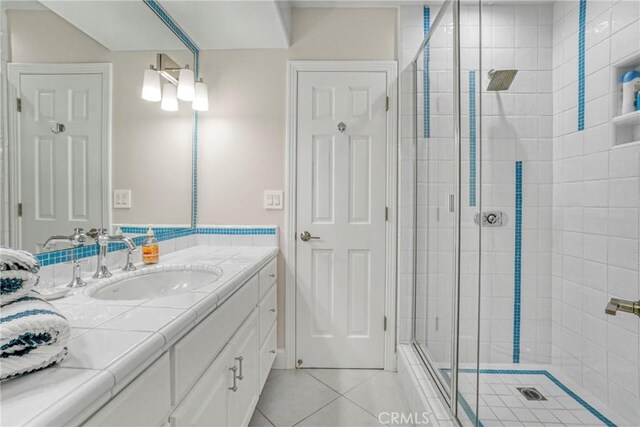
[51,123,66,134]
[235,356,244,380]
[605,298,640,317]
[229,366,238,392]
[300,231,320,242]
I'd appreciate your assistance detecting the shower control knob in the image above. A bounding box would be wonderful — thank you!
[486,213,498,224]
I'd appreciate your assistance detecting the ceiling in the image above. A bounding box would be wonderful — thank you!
[37,1,188,51]
[158,1,291,49]
[28,0,290,51]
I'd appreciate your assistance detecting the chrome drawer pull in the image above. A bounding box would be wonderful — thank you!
[229,366,238,392]
[235,356,244,380]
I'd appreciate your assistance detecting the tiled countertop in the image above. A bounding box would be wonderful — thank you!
[0,245,278,427]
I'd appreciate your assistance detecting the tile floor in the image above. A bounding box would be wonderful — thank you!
[250,369,418,426]
[456,368,622,427]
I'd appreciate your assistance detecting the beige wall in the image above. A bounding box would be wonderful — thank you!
[7,10,193,227]
[8,7,397,348]
[198,7,397,347]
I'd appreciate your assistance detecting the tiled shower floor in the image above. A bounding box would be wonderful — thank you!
[454,366,621,427]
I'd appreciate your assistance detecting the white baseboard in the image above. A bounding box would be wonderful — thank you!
[272,348,288,369]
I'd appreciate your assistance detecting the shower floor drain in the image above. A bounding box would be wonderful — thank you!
[517,387,547,401]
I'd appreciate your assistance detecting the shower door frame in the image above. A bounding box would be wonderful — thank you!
[409,0,474,420]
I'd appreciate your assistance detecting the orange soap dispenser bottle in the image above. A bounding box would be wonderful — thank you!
[142,225,159,265]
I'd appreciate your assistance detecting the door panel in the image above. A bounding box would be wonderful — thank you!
[20,73,103,252]
[296,70,387,368]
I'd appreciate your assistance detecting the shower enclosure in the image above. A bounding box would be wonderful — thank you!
[401,0,640,425]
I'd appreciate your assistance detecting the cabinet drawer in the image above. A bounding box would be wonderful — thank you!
[259,257,277,298]
[84,353,171,427]
[172,274,259,403]
[259,324,277,391]
[258,285,277,346]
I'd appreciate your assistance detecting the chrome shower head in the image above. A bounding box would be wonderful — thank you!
[487,69,518,91]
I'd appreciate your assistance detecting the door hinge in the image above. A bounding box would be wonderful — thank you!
[16,98,22,112]
[385,96,389,111]
[385,206,389,221]
[17,203,23,217]
[384,316,387,331]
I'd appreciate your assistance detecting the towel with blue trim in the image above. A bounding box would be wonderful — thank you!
[1,291,70,381]
[1,247,40,304]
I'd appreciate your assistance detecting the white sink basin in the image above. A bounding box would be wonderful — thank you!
[87,266,223,300]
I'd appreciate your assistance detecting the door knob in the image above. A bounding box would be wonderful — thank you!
[300,231,320,242]
[51,123,66,134]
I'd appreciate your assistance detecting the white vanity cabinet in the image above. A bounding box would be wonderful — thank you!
[169,311,259,427]
[81,255,278,427]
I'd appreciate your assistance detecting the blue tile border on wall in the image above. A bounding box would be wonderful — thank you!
[453,369,617,427]
[513,161,523,363]
[34,227,277,266]
[143,0,200,226]
[469,70,477,207]
[423,6,431,138]
[578,0,587,131]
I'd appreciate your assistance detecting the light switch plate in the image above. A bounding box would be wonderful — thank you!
[113,189,131,209]
[264,190,283,210]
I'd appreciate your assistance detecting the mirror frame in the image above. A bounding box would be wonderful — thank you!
[143,0,200,229]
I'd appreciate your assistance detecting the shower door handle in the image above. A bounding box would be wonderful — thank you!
[605,297,640,318]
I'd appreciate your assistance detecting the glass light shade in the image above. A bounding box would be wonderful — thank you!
[141,69,161,102]
[192,81,209,111]
[177,68,195,101]
[161,83,179,111]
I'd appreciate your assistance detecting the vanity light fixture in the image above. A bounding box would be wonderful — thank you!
[177,66,195,101]
[141,53,208,111]
[161,82,179,111]
[142,66,161,102]
[192,79,209,112]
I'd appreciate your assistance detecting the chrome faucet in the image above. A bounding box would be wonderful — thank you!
[87,228,137,279]
[43,228,88,249]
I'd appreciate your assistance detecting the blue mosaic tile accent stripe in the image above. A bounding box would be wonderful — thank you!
[513,161,523,363]
[423,6,431,138]
[196,227,276,235]
[469,70,477,207]
[192,112,199,226]
[34,227,277,266]
[578,0,587,131]
[439,369,484,427]
[143,0,200,226]
[454,369,616,427]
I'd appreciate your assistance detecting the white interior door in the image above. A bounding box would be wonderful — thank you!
[19,73,104,252]
[295,70,388,369]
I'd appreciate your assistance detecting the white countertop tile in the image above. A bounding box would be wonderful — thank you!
[0,368,113,426]
[57,304,134,328]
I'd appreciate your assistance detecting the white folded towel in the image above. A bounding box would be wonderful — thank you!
[0,292,70,381]
[0,247,39,273]
[1,247,40,304]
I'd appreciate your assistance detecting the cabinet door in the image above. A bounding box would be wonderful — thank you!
[228,311,260,427]
[170,346,233,427]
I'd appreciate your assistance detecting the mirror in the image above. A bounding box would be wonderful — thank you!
[2,1,196,253]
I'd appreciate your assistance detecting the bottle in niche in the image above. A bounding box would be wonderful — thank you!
[142,225,159,265]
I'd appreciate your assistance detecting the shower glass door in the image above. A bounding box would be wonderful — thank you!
[412,0,457,398]
[411,0,484,420]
